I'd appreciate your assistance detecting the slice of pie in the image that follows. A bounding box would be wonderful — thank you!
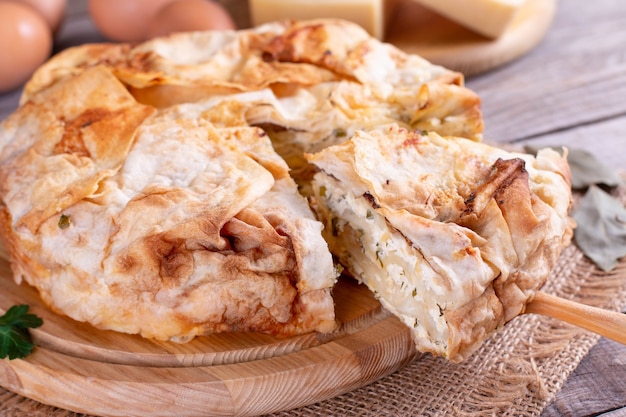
[306,124,574,361]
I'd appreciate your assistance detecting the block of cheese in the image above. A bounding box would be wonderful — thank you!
[412,0,525,38]
[248,0,398,40]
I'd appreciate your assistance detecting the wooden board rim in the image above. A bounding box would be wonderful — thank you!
[0,258,419,416]
[1,313,418,417]
[386,0,558,76]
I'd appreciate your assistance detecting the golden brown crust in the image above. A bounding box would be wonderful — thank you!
[306,125,573,361]
[0,64,338,342]
[444,286,504,360]
[3,19,496,346]
[22,19,483,169]
[2,67,156,233]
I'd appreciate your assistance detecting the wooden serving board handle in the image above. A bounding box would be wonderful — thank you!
[525,291,626,345]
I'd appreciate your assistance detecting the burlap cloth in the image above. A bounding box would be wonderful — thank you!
[0,179,624,417]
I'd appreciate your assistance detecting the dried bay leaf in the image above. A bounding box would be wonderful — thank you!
[525,145,622,189]
[566,148,623,189]
[526,145,626,270]
[572,185,626,271]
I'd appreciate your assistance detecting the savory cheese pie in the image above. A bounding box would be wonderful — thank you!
[0,66,337,341]
[0,19,573,357]
[21,19,483,188]
[306,125,574,361]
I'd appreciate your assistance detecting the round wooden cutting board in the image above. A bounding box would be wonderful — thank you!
[0,257,418,417]
[386,0,558,76]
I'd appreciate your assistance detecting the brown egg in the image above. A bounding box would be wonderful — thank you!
[88,0,176,42]
[147,0,236,39]
[16,0,67,33]
[0,1,52,93]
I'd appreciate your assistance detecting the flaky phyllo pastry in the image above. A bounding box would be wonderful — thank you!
[306,125,574,361]
[0,66,337,341]
[20,19,483,189]
[0,19,573,356]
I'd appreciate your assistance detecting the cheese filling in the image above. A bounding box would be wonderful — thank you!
[312,174,451,354]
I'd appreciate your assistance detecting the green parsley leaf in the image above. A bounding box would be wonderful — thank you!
[58,214,71,229]
[0,304,43,360]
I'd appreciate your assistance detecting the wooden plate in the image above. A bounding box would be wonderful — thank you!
[386,0,558,76]
[0,256,418,417]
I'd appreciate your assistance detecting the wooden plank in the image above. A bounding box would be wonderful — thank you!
[0,89,21,123]
[466,0,626,144]
[496,114,626,171]
[0,256,418,416]
[601,409,626,417]
[541,335,626,417]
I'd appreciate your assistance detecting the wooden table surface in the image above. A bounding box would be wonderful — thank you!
[1,0,625,416]
[466,1,626,414]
